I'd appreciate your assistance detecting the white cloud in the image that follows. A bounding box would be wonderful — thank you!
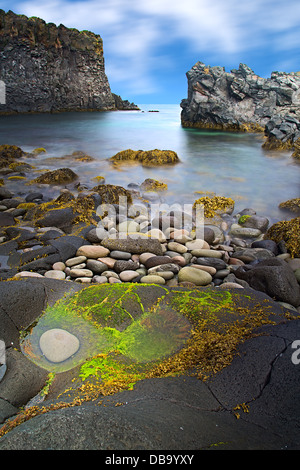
[11,0,300,98]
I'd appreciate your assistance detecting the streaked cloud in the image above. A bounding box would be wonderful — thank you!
[5,0,300,101]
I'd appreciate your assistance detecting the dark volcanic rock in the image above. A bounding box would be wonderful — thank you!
[181,62,300,132]
[235,258,300,307]
[35,207,77,229]
[0,10,137,114]
[0,212,15,227]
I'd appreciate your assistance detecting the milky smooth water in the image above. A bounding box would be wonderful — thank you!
[0,104,299,224]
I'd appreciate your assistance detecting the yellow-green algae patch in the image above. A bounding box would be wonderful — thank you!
[1,284,290,438]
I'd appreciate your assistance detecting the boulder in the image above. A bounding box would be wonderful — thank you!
[235,258,300,307]
[33,168,78,184]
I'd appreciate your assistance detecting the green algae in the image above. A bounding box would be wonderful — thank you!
[20,284,281,397]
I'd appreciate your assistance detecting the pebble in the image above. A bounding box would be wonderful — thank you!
[97,257,116,269]
[189,264,217,276]
[219,282,244,289]
[65,256,87,267]
[146,228,167,243]
[76,245,110,259]
[229,224,262,238]
[75,277,92,283]
[185,239,210,250]
[52,262,66,271]
[178,266,212,286]
[140,274,166,284]
[14,271,44,278]
[92,275,108,284]
[191,249,223,258]
[119,270,140,282]
[69,268,93,278]
[44,270,66,280]
[110,250,132,260]
[167,241,187,254]
[139,252,157,264]
[39,328,80,363]
[86,259,107,274]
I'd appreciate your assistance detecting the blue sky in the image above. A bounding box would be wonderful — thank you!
[1,0,300,103]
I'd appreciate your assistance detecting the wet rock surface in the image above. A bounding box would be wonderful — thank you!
[0,279,299,449]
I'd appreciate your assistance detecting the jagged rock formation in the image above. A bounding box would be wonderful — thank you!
[181,62,300,133]
[0,10,138,113]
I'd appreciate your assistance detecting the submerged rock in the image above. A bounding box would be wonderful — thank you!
[39,329,80,363]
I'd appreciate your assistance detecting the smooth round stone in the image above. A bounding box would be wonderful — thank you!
[148,263,180,274]
[118,220,140,233]
[76,245,110,259]
[44,270,66,280]
[52,261,66,271]
[92,275,108,284]
[190,264,217,276]
[70,263,86,270]
[39,328,80,363]
[191,249,223,258]
[140,274,166,284]
[229,224,262,238]
[75,277,92,283]
[171,255,186,267]
[185,239,210,251]
[178,266,212,286]
[154,271,174,280]
[196,257,227,270]
[170,229,192,243]
[86,259,107,274]
[146,228,166,243]
[69,268,93,278]
[144,256,173,269]
[110,250,132,260]
[65,256,87,267]
[213,269,230,279]
[219,282,244,289]
[109,277,122,284]
[97,257,116,269]
[102,271,119,279]
[119,270,140,282]
[167,241,187,254]
[15,271,44,278]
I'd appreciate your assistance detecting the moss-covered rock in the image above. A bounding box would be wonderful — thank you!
[292,138,300,159]
[140,178,168,192]
[265,217,300,258]
[279,198,300,214]
[110,149,180,167]
[193,196,235,219]
[32,168,78,184]
[92,184,132,205]
[0,145,26,168]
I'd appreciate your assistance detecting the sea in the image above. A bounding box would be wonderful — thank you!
[0,103,299,225]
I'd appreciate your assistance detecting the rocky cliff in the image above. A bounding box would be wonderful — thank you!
[0,10,138,113]
[181,62,300,133]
